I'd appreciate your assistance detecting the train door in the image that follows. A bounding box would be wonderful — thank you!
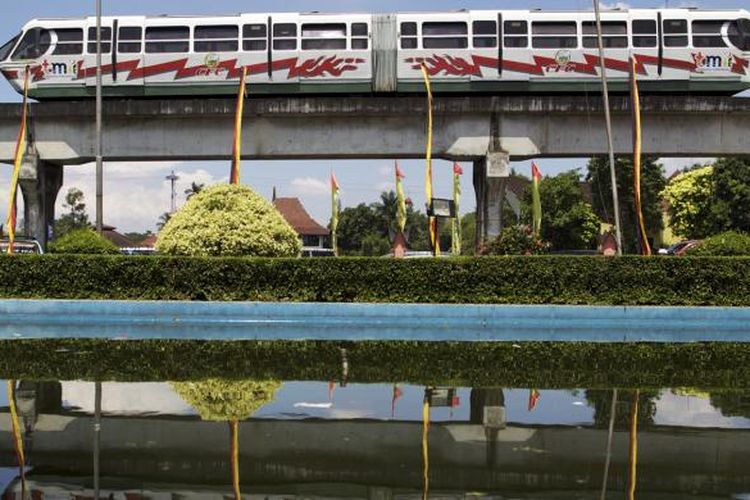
[500,16,531,85]
[84,17,115,93]
[297,14,372,89]
[238,13,272,86]
[628,12,660,85]
[270,13,300,87]
[469,12,500,84]
[396,12,472,87]
[113,20,146,94]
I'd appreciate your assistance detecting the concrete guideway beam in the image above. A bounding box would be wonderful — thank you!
[0,95,749,164]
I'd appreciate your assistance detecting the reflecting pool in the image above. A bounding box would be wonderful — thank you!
[2,377,750,499]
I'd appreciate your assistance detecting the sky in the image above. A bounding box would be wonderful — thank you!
[0,0,743,233]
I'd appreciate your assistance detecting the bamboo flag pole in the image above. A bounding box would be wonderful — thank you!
[5,68,29,255]
[230,66,248,185]
[420,64,440,257]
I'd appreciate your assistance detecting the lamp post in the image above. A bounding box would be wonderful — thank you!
[593,0,623,255]
[95,0,103,234]
[166,170,179,213]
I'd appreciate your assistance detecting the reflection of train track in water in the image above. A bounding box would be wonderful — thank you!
[0,9,748,99]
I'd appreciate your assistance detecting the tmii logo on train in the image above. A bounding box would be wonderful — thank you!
[692,52,738,72]
[40,59,79,78]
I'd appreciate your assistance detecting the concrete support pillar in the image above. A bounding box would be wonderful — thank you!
[473,152,510,248]
[18,154,63,249]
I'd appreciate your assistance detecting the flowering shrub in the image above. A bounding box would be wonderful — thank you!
[481,225,551,256]
[156,184,301,257]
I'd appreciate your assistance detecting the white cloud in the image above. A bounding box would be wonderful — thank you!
[289,176,329,197]
[658,157,715,176]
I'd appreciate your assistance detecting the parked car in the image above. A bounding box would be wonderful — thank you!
[0,238,43,254]
[661,240,703,256]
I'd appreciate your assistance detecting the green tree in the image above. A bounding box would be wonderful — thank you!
[661,166,715,239]
[156,184,301,257]
[710,157,750,233]
[523,170,600,250]
[48,228,119,255]
[336,203,381,255]
[372,190,398,237]
[360,233,391,256]
[587,157,666,254]
[53,188,89,238]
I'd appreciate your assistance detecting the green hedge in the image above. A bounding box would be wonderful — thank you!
[0,254,749,305]
[1,339,748,388]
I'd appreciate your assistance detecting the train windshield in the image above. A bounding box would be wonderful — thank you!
[729,18,750,51]
[11,27,50,60]
[0,33,19,61]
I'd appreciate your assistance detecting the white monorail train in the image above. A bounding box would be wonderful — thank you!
[0,8,748,99]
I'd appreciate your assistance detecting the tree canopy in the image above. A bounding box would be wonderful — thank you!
[171,379,282,421]
[661,166,715,239]
[53,188,89,239]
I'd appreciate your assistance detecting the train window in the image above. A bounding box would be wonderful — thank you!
[52,28,83,55]
[504,20,528,48]
[87,27,111,54]
[352,23,368,37]
[301,23,346,50]
[473,20,497,48]
[273,24,297,38]
[532,22,577,49]
[145,26,189,53]
[663,19,687,47]
[422,22,467,49]
[692,20,728,48]
[352,22,368,50]
[0,34,19,61]
[243,24,266,52]
[273,23,297,50]
[118,26,142,53]
[401,22,417,49]
[728,19,750,51]
[632,19,657,48]
[12,28,51,60]
[582,21,627,48]
[194,25,238,52]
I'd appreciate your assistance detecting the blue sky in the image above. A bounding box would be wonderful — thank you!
[0,0,739,232]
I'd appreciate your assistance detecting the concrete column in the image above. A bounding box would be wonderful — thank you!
[19,154,63,249]
[473,152,510,246]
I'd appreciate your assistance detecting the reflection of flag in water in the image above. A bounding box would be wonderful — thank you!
[422,397,431,500]
[531,162,542,238]
[395,162,407,233]
[331,172,340,256]
[528,389,540,411]
[5,69,30,254]
[391,384,403,417]
[630,57,651,256]
[451,163,463,255]
[229,66,247,185]
[7,381,26,494]
[628,389,640,500]
[419,64,439,256]
[328,381,335,402]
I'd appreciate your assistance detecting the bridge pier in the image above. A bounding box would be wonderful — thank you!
[19,154,63,249]
[473,152,509,249]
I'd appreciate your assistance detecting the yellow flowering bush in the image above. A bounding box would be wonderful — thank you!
[171,379,282,421]
[156,184,301,257]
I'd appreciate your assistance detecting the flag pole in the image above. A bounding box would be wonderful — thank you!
[593,0,623,255]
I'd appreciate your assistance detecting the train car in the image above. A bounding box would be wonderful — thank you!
[0,8,748,99]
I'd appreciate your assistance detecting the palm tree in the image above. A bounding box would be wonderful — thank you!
[156,212,172,230]
[371,190,399,238]
[184,182,205,200]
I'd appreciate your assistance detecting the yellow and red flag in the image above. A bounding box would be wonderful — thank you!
[528,389,540,411]
[331,172,340,256]
[451,163,463,255]
[531,162,543,238]
[420,64,440,256]
[395,161,407,233]
[5,68,30,255]
[230,66,247,185]
[630,57,651,256]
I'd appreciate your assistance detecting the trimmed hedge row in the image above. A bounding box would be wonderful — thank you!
[1,339,748,388]
[0,254,749,305]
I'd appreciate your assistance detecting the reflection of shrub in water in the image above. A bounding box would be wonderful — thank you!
[585,389,659,429]
[171,379,282,421]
